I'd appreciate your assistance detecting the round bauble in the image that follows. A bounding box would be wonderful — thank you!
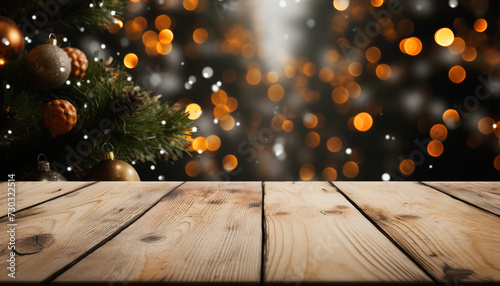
[87,152,140,181]
[25,36,71,89]
[0,16,24,64]
[63,47,88,78]
[21,154,66,181]
[43,99,77,137]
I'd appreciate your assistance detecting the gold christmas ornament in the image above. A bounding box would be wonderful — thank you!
[43,99,78,137]
[87,145,140,181]
[20,154,67,181]
[0,16,24,65]
[25,34,71,89]
[63,47,88,78]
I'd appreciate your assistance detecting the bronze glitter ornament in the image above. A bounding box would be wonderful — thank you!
[0,16,24,65]
[87,147,140,181]
[63,47,88,78]
[25,34,71,89]
[20,154,67,181]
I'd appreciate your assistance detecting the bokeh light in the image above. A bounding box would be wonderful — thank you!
[375,64,391,80]
[223,154,238,171]
[333,0,349,11]
[427,140,444,157]
[353,112,373,132]
[430,124,448,141]
[327,137,342,152]
[185,161,201,177]
[343,161,359,179]
[322,167,338,181]
[299,164,315,180]
[474,18,487,32]
[449,65,466,83]
[185,103,202,120]
[435,28,454,47]
[399,159,415,175]
[443,109,460,126]
[123,53,138,69]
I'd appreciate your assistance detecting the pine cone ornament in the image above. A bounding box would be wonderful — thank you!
[116,87,146,118]
[1,107,18,121]
[63,47,88,78]
[43,99,77,137]
[100,57,115,77]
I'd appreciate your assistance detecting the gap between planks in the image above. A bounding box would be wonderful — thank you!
[329,182,439,285]
[419,182,500,218]
[43,181,186,285]
[0,182,98,220]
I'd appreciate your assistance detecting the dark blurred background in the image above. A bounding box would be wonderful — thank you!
[63,0,500,181]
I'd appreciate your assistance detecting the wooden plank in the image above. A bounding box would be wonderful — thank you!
[0,181,183,283]
[54,182,262,285]
[0,181,93,217]
[423,182,500,216]
[264,182,433,285]
[334,182,500,285]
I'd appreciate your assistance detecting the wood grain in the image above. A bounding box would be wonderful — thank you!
[54,182,262,285]
[0,182,93,217]
[0,182,183,282]
[423,182,500,216]
[264,182,432,284]
[334,182,500,285]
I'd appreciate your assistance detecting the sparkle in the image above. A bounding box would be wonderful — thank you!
[493,123,497,129]
[80,27,85,32]
[63,37,68,42]
[160,149,165,154]
[89,3,94,7]
[83,135,88,139]
[211,84,220,92]
[158,175,165,181]
[161,120,166,125]
[101,44,106,49]
[5,84,10,89]
[66,80,71,85]
[7,130,12,134]
[236,122,240,126]
[111,10,116,15]
[345,148,352,155]
[202,67,214,79]
[192,127,198,132]
[131,161,136,165]
[60,67,65,72]
[381,173,391,181]
[94,57,99,62]
[32,15,36,20]
[429,165,433,169]
[214,118,219,124]
[76,82,82,87]
[198,150,202,154]
[84,103,88,108]
[127,76,132,81]
[385,134,390,140]
[67,167,72,171]
[150,165,156,170]
[217,81,222,87]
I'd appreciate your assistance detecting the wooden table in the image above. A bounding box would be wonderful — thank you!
[0,181,499,285]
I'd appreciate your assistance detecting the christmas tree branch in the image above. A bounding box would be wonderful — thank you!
[0,0,125,35]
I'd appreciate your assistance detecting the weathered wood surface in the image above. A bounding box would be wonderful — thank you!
[334,182,500,285]
[0,182,93,217]
[1,181,499,285]
[54,182,263,285]
[0,182,183,283]
[423,182,500,216]
[264,182,433,284]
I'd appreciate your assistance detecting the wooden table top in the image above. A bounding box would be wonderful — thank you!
[0,181,499,285]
